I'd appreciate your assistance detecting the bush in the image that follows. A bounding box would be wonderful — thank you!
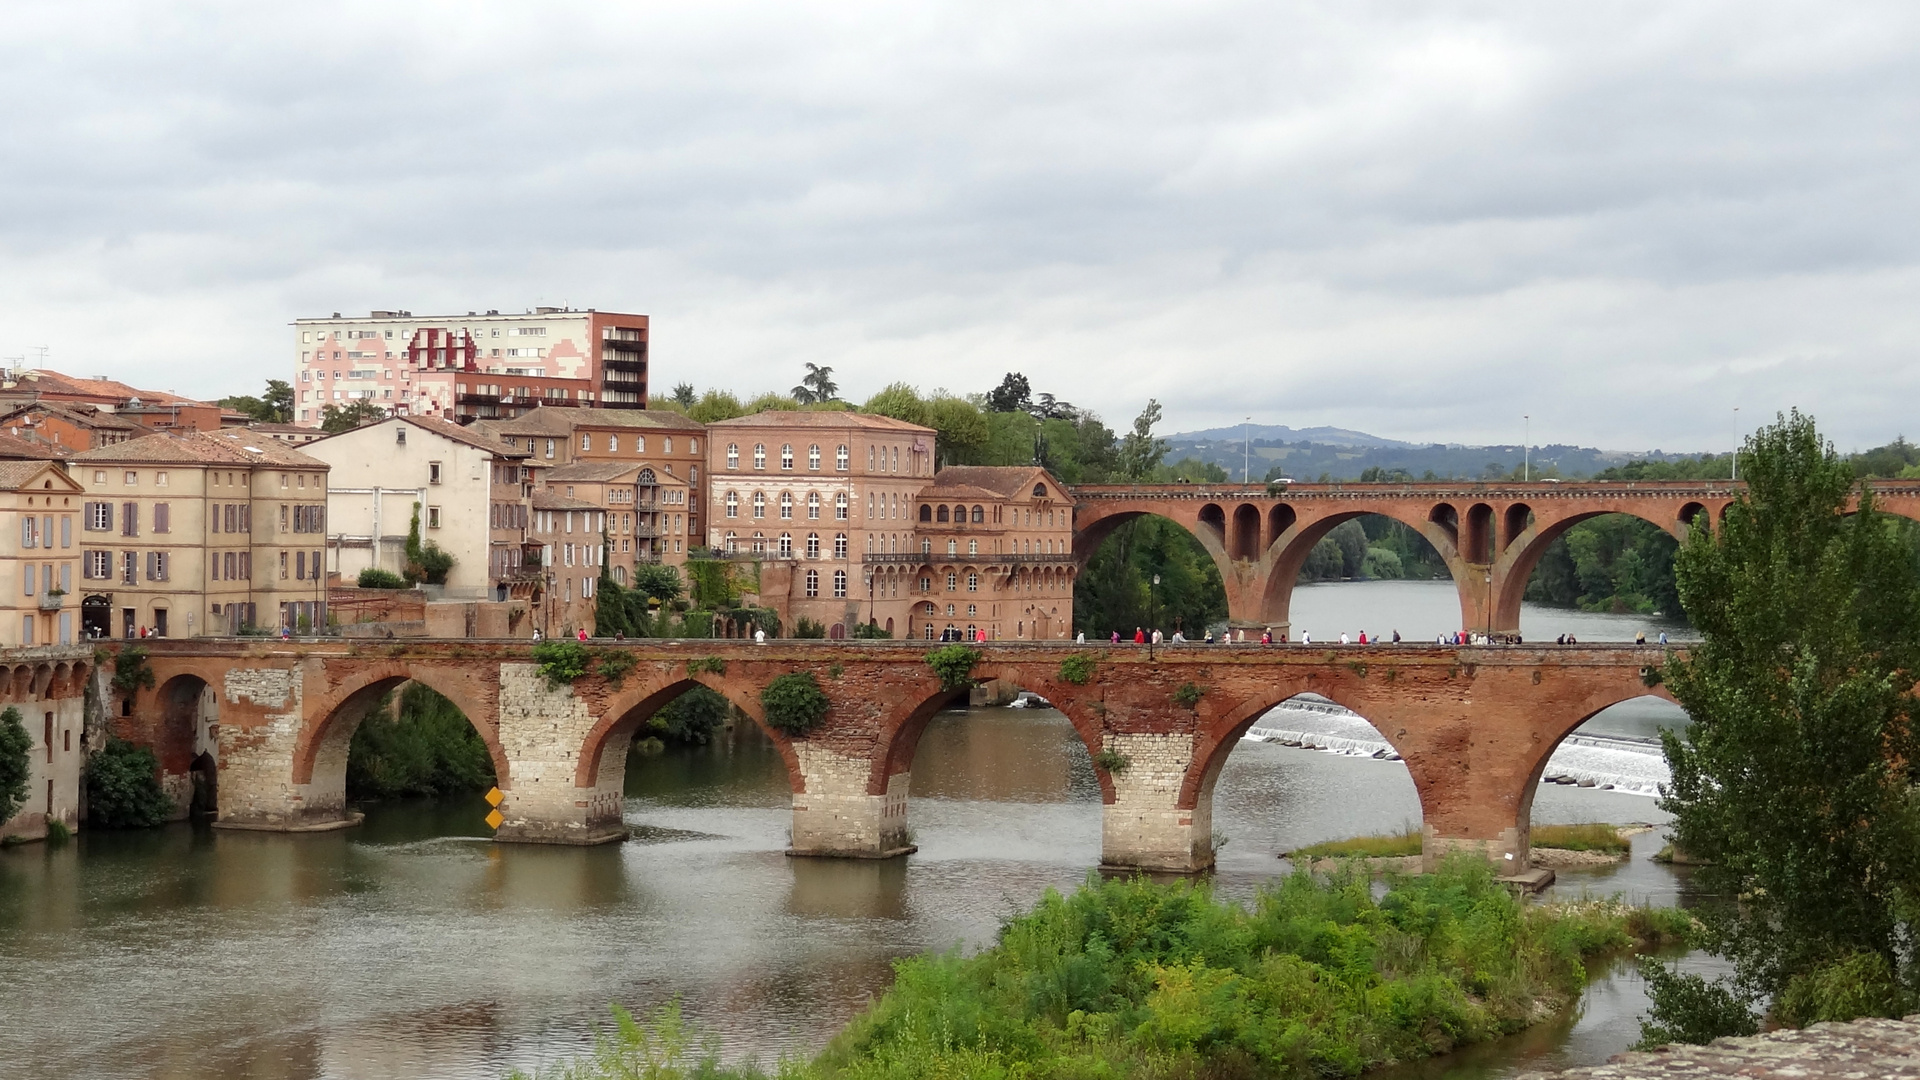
[415,542,455,585]
[687,656,726,675]
[794,617,827,639]
[595,650,638,688]
[1774,951,1911,1028]
[1634,959,1759,1049]
[111,645,156,695]
[0,706,29,826]
[852,622,892,639]
[761,672,830,736]
[531,640,591,688]
[347,684,496,799]
[1172,681,1205,709]
[924,645,981,690]
[86,737,174,828]
[649,687,730,746]
[1058,654,1097,685]
[1093,748,1131,774]
[356,568,410,589]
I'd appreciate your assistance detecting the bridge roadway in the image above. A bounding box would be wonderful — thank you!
[121,638,1675,874]
[1067,479,1920,637]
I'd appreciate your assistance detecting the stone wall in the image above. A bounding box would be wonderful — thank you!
[1516,1014,1920,1078]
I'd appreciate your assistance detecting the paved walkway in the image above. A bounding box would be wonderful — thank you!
[1519,1015,1920,1077]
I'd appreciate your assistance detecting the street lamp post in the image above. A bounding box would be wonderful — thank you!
[1149,573,1160,660]
[866,574,874,632]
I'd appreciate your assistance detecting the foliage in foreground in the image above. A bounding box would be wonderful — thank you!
[0,706,30,826]
[516,862,1687,1080]
[1652,410,1920,1041]
[346,685,496,799]
[85,737,174,828]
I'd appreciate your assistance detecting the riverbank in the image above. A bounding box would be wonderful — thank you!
[514,863,1693,1080]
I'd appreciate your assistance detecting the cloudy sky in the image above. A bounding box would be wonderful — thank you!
[1,2,1915,450]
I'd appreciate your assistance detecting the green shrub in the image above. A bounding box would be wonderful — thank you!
[794,617,827,639]
[346,684,496,799]
[0,706,29,826]
[1172,681,1205,709]
[355,568,410,589]
[111,645,156,695]
[85,737,173,828]
[594,650,638,689]
[687,656,726,675]
[532,640,591,688]
[761,672,830,736]
[415,542,456,585]
[1774,951,1911,1028]
[1058,654,1096,685]
[1633,959,1759,1048]
[1093,748,1131,774]
[852,622,892,639]
[924,645,981,691]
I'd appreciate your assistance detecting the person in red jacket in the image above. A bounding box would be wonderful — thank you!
[1133,627,1146,644]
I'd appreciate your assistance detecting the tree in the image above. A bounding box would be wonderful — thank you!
[0,706,29,827]
[218,379,295,424]
[670,383,697,409]
[986,373,1033,414]
[1644,410,1920,1040]
[319,399,388,433]
[792,364,838,405]
[1117,399,1169,481]
[687,390,746,424]
[631,564,684,605]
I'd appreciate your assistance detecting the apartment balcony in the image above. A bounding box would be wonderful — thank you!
[37,592,64,612]
[601,355,646,373]
[631,522,661,538]
[456,392,500,406]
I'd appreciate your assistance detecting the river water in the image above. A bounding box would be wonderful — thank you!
[0,582,1699,1080]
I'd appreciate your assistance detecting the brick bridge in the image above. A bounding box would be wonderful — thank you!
[122,639,1674,874]
[1069,480,1920,636]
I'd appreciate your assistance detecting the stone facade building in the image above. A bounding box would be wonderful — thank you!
[0,460,88,646]
[69,430,332,636]
[900,466,1077,641]
[705,411,936,637]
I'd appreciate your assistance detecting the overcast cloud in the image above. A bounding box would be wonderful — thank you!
[1,1,1915,450]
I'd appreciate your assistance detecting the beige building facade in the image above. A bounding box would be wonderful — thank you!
[0,460,87,647]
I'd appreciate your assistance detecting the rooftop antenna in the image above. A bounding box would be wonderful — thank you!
[29,345,48,371]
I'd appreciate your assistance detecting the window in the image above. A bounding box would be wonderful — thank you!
[546,439,556,459]
[935,506,948,523]
[581,433,591,450]
[279,552,288,579]
[922,538,932,555]
[84,551,109,579]
[608,435,618,452]
[751,492,765,518]
[725,491,739,518]
[121,503,138,537]
[121,551,137,585]
[947,539,957,555]
[946,572,957,591]
[835,493,848,520]
[778,533,793,558]
[806,533,820,558]
[805,569,819,597]
[1033,484,1048,498]
[147,551,169,582]
[753,444,766,469]
[85,502,110,532]
[20,517,33,549]
[60,517,69,548]
[429,461,443,484]
[806,492,820,519]
[967,573,979,592]
[836,445,849,470]
[968,539,978,555]
[779,492,793,519]
[727,444,740,469]
[427,506,442,528]
[779,444,794,470]
[156,471,167,487]
[971,505,985,523]
[153,504,169,533]
[919,504,932,522]
[123,471,137,485]
[834,533,848,559]
[807,445,820,470]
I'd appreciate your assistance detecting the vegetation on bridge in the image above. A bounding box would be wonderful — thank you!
[760,672,830,736]
[923,645,981,691]
[84,738,174,828]
[515,861,1691,1080]
[0,707,30,828]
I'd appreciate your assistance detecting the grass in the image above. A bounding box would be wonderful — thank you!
[1531,823,1631,855]
[515,860,1693,1080]
[1289,829,1422,859]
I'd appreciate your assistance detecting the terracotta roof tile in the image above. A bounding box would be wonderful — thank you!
[71,430,327,468]
[531,491,604,511]
[705,410,935,434]
[486,407,706,436]
[920,466,1060,499]
[0,460,79,491]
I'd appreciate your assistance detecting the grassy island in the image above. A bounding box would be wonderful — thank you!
[517,859,1689,1080]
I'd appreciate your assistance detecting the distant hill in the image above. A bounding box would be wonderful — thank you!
[1164,427,1701,482]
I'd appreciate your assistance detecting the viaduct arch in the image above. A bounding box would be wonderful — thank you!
[124,638,1676,880]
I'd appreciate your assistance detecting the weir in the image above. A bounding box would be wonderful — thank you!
[123,638,1676,878]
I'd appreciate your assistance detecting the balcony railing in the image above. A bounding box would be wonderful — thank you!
[37,592,64,612]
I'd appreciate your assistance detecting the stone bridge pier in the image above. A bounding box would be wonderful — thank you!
[123,641,1674,878]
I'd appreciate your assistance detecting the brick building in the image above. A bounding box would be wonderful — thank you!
[902,466,1077,641]
[69,431,332,636]
[705,411,936,637]
[474,406,707,549]
[291,307,649,426]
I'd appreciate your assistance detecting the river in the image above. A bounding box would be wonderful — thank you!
[0,581,1699,1079]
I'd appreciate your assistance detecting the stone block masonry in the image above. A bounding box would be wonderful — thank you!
[1516,1014,1920,1077]
[125,639,1675,873]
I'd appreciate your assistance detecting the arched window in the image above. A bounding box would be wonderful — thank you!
[724,491,738,518]
[780,444,794,470]
[834,533,848,558]
[723,531,737,553]
[637,436,646,453]
[581,433,591,449]
[936,505,949,523]
[806,533,820,558]
[971,505,984,523]
[921,538,932,555]
[920,504,933,522]
[751,492,766,518]
[967,573,979,592]
[807,492,820,519]
[805,569,819,597]
[968,539,978,556]
[608,435,618,452]
[835,493,848,520]
[833,570,847,598]
[614,565,627,584]
[808,445,821,470]
[865,534,873,553]
[946,539,957,555]
[946,572,957,590]
[779,492,793,519]
[1033,484,1047,497]
[951,504,966,522]
[753,444,766,469]
[836,445,849,470]
[726,444,740,469]
[778,533,793,558]
[750,531,766,553]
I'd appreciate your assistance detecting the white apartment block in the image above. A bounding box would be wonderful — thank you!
[291,306,649,427]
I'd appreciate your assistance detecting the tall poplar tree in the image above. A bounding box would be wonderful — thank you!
[1646,410,1920,1040]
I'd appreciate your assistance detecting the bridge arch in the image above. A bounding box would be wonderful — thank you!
[574,673,789,791]
[292,663,508,792]
[1512,687,1680,858]
[1255,507,1468,633]
[1487,505,1706,632]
